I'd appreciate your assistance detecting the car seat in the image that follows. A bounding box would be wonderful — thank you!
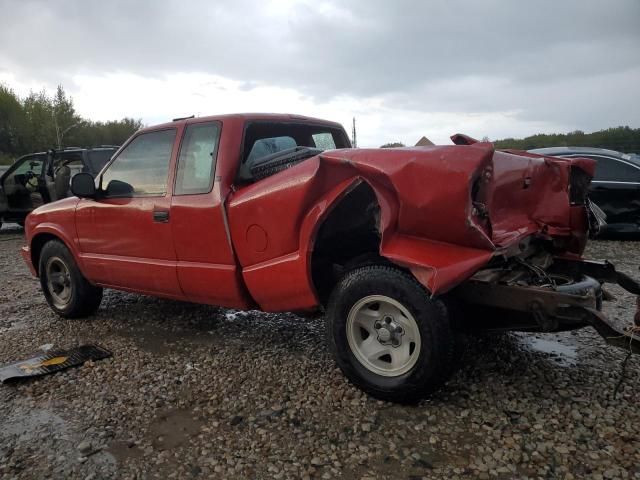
[54,164,72,199]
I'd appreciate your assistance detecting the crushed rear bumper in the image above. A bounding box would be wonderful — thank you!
[552,258,640,354]
[456,258,640,355]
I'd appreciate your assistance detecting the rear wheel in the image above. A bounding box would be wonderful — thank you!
[326,265,455,403]
[39,240,103,318]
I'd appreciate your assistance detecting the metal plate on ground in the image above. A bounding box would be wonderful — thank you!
[0,345,111,383]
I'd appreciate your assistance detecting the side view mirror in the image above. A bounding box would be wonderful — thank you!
[105,179,134,197]
[71,172,96,198]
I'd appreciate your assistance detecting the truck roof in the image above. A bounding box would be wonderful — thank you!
[144,113,345,132]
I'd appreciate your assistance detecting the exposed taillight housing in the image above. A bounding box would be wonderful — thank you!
[569,166,592,205]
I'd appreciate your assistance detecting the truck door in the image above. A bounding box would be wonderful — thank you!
[169,121,251,308]
[1,154,46,214]
[75,128,182,298]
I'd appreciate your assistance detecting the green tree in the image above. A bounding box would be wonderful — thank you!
[0,83,143,164]
[494,127,640,153]
[22,89,56,153]
[51,85,82,149]
[0,84,26,160]
[380,142,405,148]
[73,118,142,147]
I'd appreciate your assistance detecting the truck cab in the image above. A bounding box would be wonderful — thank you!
[28,115,349,308]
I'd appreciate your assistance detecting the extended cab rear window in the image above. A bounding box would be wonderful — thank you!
[246,136,297,164]
[237,121,350,183]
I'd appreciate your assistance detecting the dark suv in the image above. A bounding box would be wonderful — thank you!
[0,147,117,228]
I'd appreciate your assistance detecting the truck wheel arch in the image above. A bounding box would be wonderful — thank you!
[30,229,83,277]
[305,171,493,304]
[307,178,399,305]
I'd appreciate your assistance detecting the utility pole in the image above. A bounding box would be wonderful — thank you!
[352,117,357,148]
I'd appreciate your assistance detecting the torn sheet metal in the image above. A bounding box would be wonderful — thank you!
[0,345,111,383]
[228,142,596,308]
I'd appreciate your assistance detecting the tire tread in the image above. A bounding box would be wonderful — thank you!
[326,264,455,403]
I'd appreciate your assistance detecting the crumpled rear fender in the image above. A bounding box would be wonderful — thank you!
[319,149,497,296]
[380,235,494,295]
[229,146,500,309]
[229,144,594,309]
[297,164,493,297]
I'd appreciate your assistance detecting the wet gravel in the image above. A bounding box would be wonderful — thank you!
[1,222,639,479]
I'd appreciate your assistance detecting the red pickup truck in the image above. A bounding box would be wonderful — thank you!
[21,113,640,402]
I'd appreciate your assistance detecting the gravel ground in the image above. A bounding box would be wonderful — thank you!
[1,222,639,479]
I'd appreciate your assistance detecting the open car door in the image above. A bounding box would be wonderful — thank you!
[0,154,47,220]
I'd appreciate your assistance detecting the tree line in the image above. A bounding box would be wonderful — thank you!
[381,127,640,152]
[494,126,640,152]
[3,82,638,165]
[0,84,142,165]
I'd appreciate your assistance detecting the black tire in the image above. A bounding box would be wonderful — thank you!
[39,240,103,318]
[326,265,455,403]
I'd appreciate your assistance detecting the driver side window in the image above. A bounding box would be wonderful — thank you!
[3,156,45,194]
[587,156,640,182]
[101,129,176,197]
[12,156,44,176]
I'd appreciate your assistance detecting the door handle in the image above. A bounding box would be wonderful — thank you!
[153,210,170,223]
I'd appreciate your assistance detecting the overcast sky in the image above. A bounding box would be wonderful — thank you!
[1,0,639,146]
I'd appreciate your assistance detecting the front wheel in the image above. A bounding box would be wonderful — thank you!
[39,240,103,318]
[326,265,455,403]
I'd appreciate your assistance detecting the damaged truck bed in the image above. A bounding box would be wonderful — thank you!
[20,113,640,401]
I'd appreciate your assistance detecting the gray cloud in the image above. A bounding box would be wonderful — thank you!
[1,0,638,133]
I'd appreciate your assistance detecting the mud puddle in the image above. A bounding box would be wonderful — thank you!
[521,335,578,366]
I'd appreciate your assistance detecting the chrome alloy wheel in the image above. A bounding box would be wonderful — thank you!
[46,256,72,309]
[346,295,421,377]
